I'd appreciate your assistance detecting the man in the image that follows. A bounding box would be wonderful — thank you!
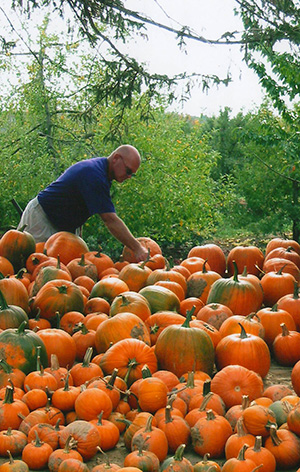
[18,144,148,262]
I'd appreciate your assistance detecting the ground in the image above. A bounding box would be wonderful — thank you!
[0,361,296,471]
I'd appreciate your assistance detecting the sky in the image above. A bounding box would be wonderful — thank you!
[1,1,266,117]
[122,0,266,117]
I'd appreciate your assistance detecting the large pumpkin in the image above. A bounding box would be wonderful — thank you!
[94,312,151,353]
[0,320,48,374]
[154,309,215,378]
[0,289,29,330]
[206,262,261,316]
[188,243,226,276]
[226,245,264,277]
[44,231,89,265]
[139,285,180,314]
[0,227,36,272]
[32,279,85,321]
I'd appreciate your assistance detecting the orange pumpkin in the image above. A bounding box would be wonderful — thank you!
[44,231,89,265]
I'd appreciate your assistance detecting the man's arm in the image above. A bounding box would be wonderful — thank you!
[100,212,148,262]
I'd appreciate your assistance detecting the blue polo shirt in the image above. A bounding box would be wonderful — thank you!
[38,157,115,232]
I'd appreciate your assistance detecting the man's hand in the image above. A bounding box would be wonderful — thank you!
[134,244,149,262]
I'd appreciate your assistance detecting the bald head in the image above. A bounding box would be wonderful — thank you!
[108,145,141,182]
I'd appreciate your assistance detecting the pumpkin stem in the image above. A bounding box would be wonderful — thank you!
[78,254,86,267]
[202,260,209,274]
[292,280,299,299]
[202,379,212,396]
[3,385,14,404]
[269,425,282,446]
[81,347,93,367]
[237,443,249,460]
[124,358,139,386]
[33,430,44,447]
[280,322,290,337]
[238,323,249,339]
[232,260,240,282]
[182,306,196,327]
[253,435,263,452]
[0,358,14,374]
[198,392,213,411]
[97,411,104,425]
[164,404,173,423]
[172,443,186,461]
[141,364,152,378]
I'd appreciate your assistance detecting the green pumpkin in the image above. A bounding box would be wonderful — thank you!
[0,320,48,374]
[0,289,29,330]
[139,285,180,314]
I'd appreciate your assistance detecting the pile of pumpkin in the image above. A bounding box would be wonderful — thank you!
[0,228,300,471]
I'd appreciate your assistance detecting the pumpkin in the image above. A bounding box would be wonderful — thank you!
[138,376,168,413]
[265,237,300,256]
[0,257,14,277]
[31,260,72,296]
[188,243,226,276]
[21,430,53,471]
[260,267,297,306]
[0,385,30,430]
[157,405,191,453]
[89,411,120,451]
[23,347,58,392]
[124,441,160,472]
[0,450,30,471]
[241,404,277,437]
[244,435,276,472]
[0,320,48,374]
[226,245,264,277]
[57,459,89,472]
[272,322,300,366]
[0,273,29,313]
[265,245,300,269]
[160,444,193,472]
[94,312,150,353]
[70,347,103,386]
[191,409,232,458]
[263,257,300,283]
[22,388,48,411]
[44,231,89,265]
[196,303,233,330]
[59,420,101,460]
[206,261,261,316]
[119,258,152,292]
[85,250,114,279]
[100,338,157,386]
[193,452,221,472]
[0,428,27,457]
[0,358,25,389]
[109,291,151,321]
[277,280,300,330]
[72,322,96,361]
[37,326,77,368]
[215,324,271,378]
[210,365,264,409]
[131,415,169,462]
[264,424,300,470]
[221,444,257,472]
[256,304,296,347]
[225,417,256,459]
[139,285,180,314]
[51,372,81,413]
[89,277,129,304]
[154,308,215,378]
[186,261,221,303]
[219,313,265,339]
[74,388,113,421]
[144,311,186,346]
[0,227,36,272]
[32,279,85,321]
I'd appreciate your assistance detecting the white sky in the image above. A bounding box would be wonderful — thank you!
[122,0,266,117]
[1,1,266,117]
